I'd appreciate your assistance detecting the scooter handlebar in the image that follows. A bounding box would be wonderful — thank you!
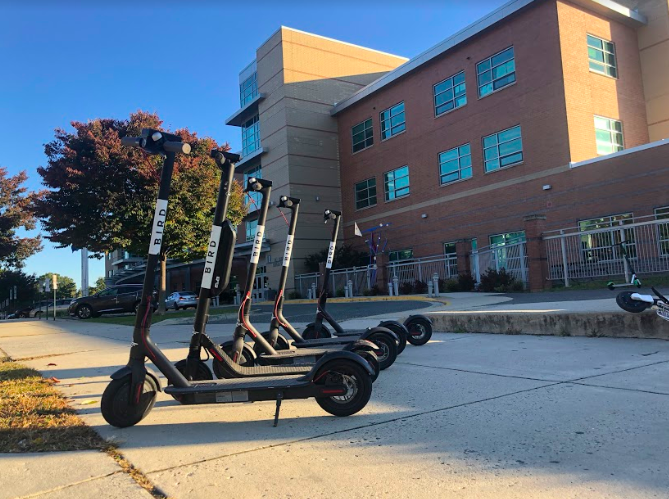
[121,136,144,148]
[323,209,341,223]
[163,141,191,154]
[210,150,241,164]
[245,177,273,192]
[278,195,300,209]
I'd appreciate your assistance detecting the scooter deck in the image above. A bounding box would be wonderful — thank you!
[291,337,362,348]
[164,375,306,395]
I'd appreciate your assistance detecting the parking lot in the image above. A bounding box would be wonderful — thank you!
[1,316,668,499]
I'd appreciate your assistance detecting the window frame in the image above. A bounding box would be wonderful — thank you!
[438,143,473,186]
[240,72,258,107]
[380,101,406,141]
[388,249,413,262]
[476,46,516,98]
[241,114,260,157]
[383,165,410,202]
[352,118,374,153]
[482,125,524,173]
[587,34,618,79]
[354,177,377,211]
[594,116,624,156]
[433,71,467,117]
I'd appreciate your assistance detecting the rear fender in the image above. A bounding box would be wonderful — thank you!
[308,350,374,380]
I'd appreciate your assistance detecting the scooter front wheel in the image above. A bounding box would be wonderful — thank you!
[303,323,332,340]
[315,360,372,417]
[174,359,213,381]
[405,317,433,346]
[368,332,398,370]
[101,376,158,428]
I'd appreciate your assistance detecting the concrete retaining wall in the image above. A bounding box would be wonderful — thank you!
[426,312,669,339]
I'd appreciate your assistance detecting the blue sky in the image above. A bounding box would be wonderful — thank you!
[0,0,506,289]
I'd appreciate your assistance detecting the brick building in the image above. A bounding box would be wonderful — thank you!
[331,0,669,291]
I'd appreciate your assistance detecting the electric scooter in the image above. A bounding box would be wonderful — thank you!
[216,178,383,378]
[256,195,401,370]
[101,130,373,428]
[303,209,434,347]
[611,242,669,315]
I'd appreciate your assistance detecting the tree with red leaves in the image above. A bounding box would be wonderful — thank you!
[33,111,246,313]
[0,167,41,269]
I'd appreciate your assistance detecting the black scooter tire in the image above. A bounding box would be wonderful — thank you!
[368,332,398,370]
[101,376,158,428]
[303,323,332,340]
[616,291,652,314]
[315,360,372,417]
[405,317,433,346]
[379,321,407,355]
[174,359,213,381]
[354,350,379,382]
[254,332,292,355]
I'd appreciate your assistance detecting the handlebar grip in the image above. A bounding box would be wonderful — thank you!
[121,136,143,148]
[163,141,191,154]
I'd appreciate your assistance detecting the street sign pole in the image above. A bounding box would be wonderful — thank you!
[52,275,58,321]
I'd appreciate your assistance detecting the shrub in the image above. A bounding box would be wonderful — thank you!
[510,281,525,292]
[399,281,414,295]
[479,268,517,293]
[287,290,302,300]
[336,288,346,297]
[413,280,428,294]
[458,272,476,291]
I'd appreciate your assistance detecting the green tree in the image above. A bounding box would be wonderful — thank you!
[303,244,370,273]
[33,111,247,313]
[87,276,107,296]
[0,167,41,269]
[37,273,77,299]
[0,270,39,311]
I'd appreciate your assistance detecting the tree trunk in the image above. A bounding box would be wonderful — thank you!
[156,253,167,315]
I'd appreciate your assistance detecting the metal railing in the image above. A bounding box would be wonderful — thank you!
[544,216,669,286]
[388,254,458,285]
[329,265,375,296]
[294,272,320,298]
[470,241,528,284]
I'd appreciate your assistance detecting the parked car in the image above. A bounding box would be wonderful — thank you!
[68,285,156,319]
[15,306,35,318]
[165,291,198,310]
[32,299,74,317]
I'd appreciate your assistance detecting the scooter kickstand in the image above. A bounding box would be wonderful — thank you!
[273,392,283,427]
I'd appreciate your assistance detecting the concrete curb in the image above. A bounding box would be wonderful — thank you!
[259,295,449,305]
[424,311,669,339]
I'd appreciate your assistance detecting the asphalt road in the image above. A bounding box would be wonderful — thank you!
[208,300,433,324]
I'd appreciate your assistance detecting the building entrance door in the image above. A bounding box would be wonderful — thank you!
[253,266,267,301]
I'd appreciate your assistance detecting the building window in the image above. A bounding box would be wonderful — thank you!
[246,219,258,242]
[490,231,526,270]
[587,35,617,78]
[380,102,405,140]
[244,165,262,207]
[594,116,623,155]
[388,249,413,262]
[483,125,523,172]
[439,143,472,185]
[477,46,516,98]
[352,118,374,153]
[384,165,410,201]
[434,71,466,116]
[579,213,635,261]
[240,72,258,107]
[355,178,377,210]
[241,115,260,157]
[655,207,669,256]
[107,270,112,278]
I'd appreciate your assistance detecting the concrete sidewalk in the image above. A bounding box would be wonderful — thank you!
[1,318,669,498]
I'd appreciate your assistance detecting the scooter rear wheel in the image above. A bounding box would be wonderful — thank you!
[379,321,407,354]
[101,376,158,428]
[315,360,372,417]
[616,291,652,313]
[355,350,379,382]
[174,359,213,381]
[368,332,398,370]
[405,317,433,346]
[303,323,332,340]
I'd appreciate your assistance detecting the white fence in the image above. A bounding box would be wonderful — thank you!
[544,216,669,286]
[294,265,375,298]
[470,241,529,285]
[388,254,458,285]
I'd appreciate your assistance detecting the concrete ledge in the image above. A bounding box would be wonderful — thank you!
[426,311,669,339]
